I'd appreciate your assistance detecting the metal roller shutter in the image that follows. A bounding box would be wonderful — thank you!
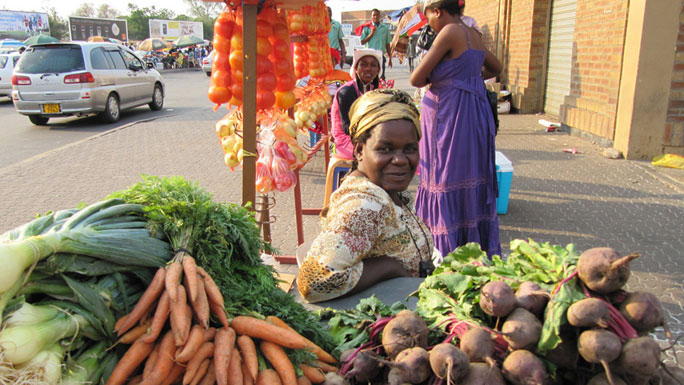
[543,0,577,117]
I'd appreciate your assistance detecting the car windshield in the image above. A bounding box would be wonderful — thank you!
[16,45,85,74]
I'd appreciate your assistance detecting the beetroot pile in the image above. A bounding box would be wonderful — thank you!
[325,240,683,385]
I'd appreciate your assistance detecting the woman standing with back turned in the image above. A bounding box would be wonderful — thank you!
[410,0,503,257]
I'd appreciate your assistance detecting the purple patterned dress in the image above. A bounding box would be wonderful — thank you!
[415,28,502,257]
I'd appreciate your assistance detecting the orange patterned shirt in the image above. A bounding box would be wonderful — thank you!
[297,176,433,303]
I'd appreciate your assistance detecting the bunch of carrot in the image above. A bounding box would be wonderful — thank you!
[104,254,338,385]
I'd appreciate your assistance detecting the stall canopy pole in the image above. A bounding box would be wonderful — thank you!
[242,3,257,207]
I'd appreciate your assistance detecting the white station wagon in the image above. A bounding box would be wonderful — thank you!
[11,42,165,125]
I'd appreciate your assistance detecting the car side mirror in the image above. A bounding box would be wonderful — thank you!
[147,62,154,69]
[129,62,142,71]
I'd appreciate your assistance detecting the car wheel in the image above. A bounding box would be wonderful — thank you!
[28,115,49,125]
[101,93,120,123]
[149,84,164,111]
[205,71,211,77]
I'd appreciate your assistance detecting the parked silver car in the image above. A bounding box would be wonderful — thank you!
[201,52,213,77]
[0,52,21,97]
[11,42,165,125]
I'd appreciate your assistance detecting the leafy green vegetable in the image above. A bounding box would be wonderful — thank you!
[538,276,585,354]
[322,295,406,357]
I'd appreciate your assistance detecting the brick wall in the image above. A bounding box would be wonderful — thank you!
[499,0,551,112]
[341,10,372,34]
[560,0,628,140]
[463,0,499,52]
[664,2,684,151]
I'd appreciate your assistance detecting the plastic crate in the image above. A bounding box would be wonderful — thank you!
[495,151,513,214]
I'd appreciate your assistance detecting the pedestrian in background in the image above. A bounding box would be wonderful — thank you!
[327,6,346,69]
[330,49,382,160]
[360,9,392,80]
[410,0,503,257]
[460,0,482,35]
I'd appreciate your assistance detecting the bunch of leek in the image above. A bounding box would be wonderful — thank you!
[0,198,171,295]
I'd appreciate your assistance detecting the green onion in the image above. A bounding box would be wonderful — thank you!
[3,302,60,328]
[0,312,89,365]
[60,341,107,385]
[0,198,171,294]
[15,342,66,384]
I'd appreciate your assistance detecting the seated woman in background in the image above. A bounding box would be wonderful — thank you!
[297,89,436,303]
[329,49,383,160]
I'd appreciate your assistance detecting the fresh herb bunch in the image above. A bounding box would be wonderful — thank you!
[109,175,334,351]
[414,240,583,354]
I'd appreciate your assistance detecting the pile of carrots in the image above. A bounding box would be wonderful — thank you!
[104,254,338,385]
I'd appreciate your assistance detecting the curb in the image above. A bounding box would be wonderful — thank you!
[633,160,684,193]
[159,68,203,74]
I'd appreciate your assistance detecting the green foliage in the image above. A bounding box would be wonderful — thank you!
[124,4,176,41]
[109,175,334,351]
[45,8,69,41]
[322,295,406,357]
[72,2,96,17]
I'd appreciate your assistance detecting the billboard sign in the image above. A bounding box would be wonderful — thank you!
[68,17,128,42]
[0,10,50,40]
[149,19,203,41]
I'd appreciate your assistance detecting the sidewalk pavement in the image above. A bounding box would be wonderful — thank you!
[0,63,681,364]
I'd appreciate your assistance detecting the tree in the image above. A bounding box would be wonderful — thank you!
[45,7,69,40]
[184,0,221,22]
[73,2,96,17]
[124,3,176,41]
[97,4,120,19]
[183,0,221,42]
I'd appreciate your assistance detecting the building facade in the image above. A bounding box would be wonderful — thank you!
[464,0,683,159]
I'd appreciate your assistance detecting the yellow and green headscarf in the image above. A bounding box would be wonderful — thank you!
[348,89,421,142]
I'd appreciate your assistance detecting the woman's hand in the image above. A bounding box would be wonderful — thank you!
[482,50,502,80]
[348,256,411,295]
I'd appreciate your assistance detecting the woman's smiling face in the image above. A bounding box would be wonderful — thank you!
[355,119,420,197]
[355,55,380,84]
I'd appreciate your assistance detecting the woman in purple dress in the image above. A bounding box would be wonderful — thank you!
[410,0,503,257]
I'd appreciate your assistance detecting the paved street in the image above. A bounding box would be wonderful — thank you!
[0,65,682,364]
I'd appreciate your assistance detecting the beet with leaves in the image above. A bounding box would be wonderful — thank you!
[501,308,542,351]
[381,310,428,360]
[479,280,517,318]
[577,247,639,294]
[428,343,470,383]
[577,329,622,385]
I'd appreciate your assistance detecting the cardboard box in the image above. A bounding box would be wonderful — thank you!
[486,81,502,94]
[495,151,513,215]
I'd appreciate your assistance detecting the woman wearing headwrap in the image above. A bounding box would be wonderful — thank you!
[329,49,383,160]
[298,89,435,303]
[410,0,503,257]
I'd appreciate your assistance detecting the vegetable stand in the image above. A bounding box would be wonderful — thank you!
[205,0,333,263]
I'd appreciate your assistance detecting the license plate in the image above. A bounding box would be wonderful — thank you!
[42,104,61,114]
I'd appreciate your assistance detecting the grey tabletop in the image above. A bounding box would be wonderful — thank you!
[291,277,425,311]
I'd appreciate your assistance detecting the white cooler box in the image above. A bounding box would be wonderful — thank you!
[495,151,513,214]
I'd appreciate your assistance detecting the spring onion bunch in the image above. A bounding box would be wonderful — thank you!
[0,198,171,295]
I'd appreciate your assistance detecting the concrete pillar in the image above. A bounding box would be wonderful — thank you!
[614,0,681,159]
